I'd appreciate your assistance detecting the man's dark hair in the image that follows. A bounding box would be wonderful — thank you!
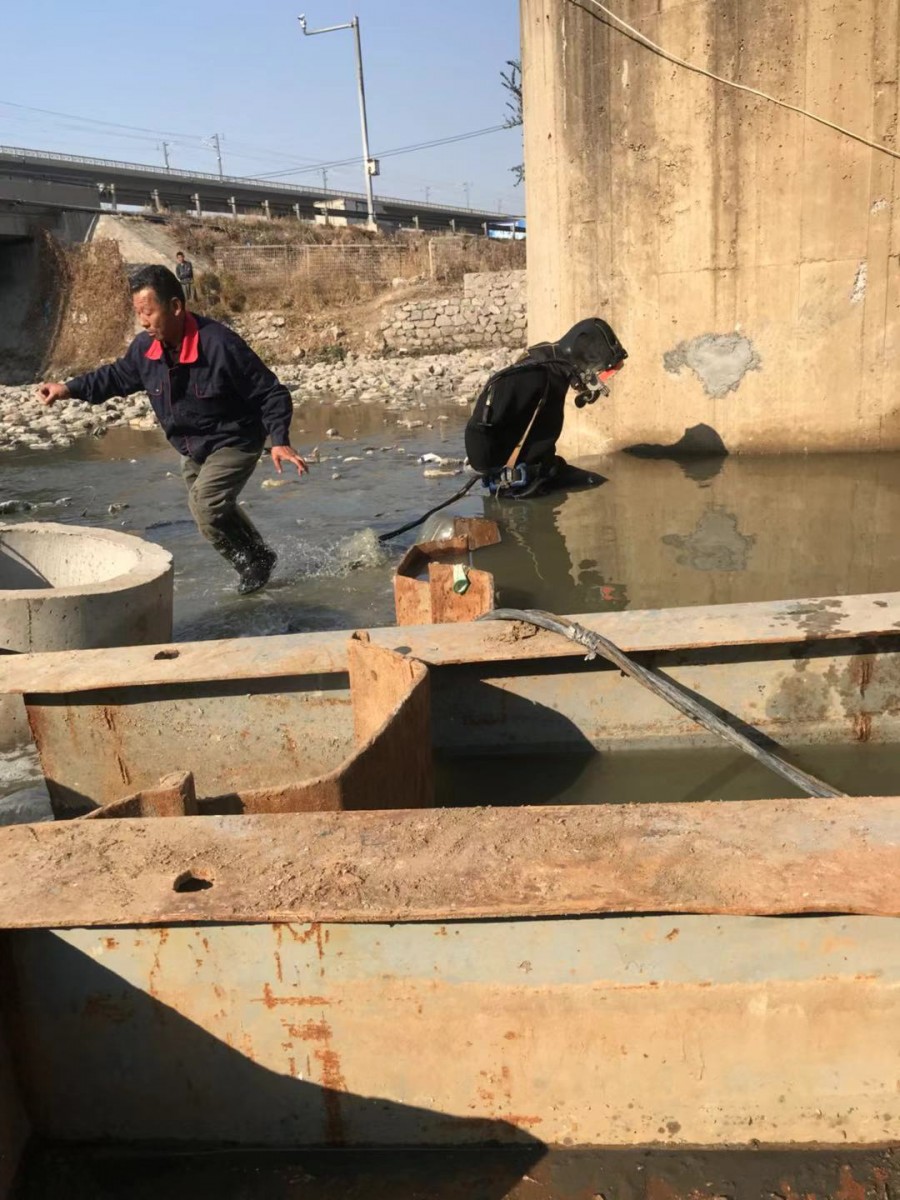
[129,264,185,306]
[176,251,185,258]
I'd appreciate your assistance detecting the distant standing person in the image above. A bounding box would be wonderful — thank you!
[36,265,307,595]
[175,251,194,300]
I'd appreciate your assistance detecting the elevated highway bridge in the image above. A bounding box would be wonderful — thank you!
[0,144,514,236]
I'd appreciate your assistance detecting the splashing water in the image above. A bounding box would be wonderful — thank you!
[282,527,393,579]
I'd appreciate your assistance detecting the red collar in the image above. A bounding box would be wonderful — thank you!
[144,311,200,364]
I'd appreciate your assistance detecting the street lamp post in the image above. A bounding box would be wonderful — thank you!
[298,13,377,228]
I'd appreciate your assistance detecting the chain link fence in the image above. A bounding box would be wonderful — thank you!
[213,236,525,289]
[213,243,420,287]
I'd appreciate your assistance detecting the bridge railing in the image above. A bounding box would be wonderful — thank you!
[0,145,512,220]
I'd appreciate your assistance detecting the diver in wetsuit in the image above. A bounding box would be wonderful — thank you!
[464,317,627,499]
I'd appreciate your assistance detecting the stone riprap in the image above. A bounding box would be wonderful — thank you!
[0,346,516,454]
[381,270,527,352]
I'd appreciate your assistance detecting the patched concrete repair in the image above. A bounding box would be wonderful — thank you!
[663,334,761,398]
[0,523,173,748]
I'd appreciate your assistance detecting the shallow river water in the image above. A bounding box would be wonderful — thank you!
[5,399,900,807]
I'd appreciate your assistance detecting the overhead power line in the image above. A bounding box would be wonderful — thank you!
[251,124,511,180]
[0,100,514,182]
[577,0,900,162]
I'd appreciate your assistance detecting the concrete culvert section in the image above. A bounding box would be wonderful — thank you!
[0,522,173,749]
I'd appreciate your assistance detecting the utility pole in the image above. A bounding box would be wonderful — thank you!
[321,168,328,191]
[160,141,171,170]
[424,186,431,204]
[463,182,472,209]
[299,13,376,228]
[211,132,224,177]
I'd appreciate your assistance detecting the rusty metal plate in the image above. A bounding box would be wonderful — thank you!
[4,591,900,696]
[0,798,899,928]
[6,915,900,1148]
[41,638,431,816]
[393,518,500,624]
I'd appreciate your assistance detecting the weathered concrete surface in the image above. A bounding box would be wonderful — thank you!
[522,0,900,454]
[0,522,172,749]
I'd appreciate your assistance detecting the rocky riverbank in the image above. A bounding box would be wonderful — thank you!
[0,346,515,454]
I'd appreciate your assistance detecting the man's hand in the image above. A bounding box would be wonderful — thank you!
[271,445,308,477]
[36,382,70,407]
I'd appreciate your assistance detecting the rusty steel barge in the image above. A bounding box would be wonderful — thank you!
[1,592,899,1196]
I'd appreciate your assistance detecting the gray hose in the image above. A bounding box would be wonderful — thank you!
[478,607,845,800]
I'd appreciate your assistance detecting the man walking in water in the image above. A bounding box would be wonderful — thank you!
[37,264,307,595]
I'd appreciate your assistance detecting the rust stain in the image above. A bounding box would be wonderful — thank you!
[493,1114,543,1128]
[504,1031,519,1041]
[115,753,131,786]
[850,656,874,697]
[102,937,118,950]
[665,927,680,941]
[286,1019,332,1041]
[315,1046,346,1145]
[644,1179,681,1200]
[776,1184,818,1200]
[148,927,169,998]
[288,1056,297,1078]
[282,922,326,961]
[853,712,873,742]
[836,1165,867,1200]
[274,950,284,984]
[259,983,331,1009]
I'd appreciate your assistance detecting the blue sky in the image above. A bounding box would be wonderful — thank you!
[0,1,524,214]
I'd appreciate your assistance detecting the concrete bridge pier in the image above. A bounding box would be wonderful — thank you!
[0,177,98,383]
[521,0,900,455]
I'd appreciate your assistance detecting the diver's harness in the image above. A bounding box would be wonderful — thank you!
[478,355,611,498]
[377,352,614,542]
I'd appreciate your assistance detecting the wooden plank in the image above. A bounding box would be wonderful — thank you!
[0,798,898,929]
[2,592,900,697]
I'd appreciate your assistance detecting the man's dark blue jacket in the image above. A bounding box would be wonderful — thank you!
[65,313,292,464]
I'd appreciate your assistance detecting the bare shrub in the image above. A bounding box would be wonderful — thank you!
[46,239,132,375]
[427,234,525,282]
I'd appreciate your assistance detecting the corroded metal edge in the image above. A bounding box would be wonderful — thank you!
[0,797,898,929]
[2,591,898,695]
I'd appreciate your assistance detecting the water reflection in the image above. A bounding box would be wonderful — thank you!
[475,487,630,613]
[475,451,900,613]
